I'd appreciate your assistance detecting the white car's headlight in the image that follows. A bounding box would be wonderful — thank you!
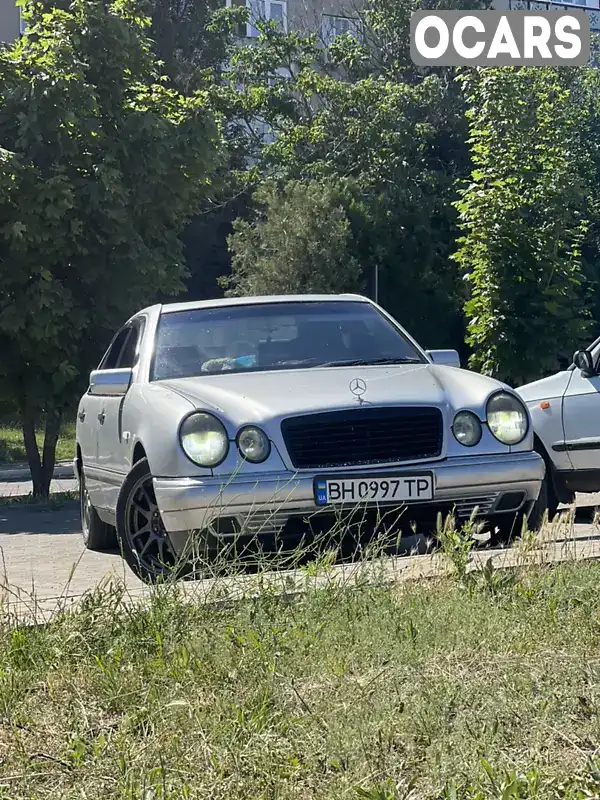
[179,412,229,467]
[237,426,270,463]
[486,392,529,446]
[452,411,482,447]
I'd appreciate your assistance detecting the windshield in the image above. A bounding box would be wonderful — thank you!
[150,301,425,381]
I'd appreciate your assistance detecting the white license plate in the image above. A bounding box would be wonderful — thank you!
[315,474,434,506]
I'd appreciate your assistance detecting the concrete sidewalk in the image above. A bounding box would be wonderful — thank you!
[0,461,74,483]
[0,477,78,499]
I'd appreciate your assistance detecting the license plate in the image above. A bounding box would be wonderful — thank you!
[314,474,434,506]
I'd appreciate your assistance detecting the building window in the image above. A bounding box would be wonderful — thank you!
[19,8,27,35]
[322,14,361,45]
[226,0,287,38]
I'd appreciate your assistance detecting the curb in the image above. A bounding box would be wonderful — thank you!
[0,462,75,483]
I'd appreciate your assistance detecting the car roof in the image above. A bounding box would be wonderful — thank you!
[137,294,373,317]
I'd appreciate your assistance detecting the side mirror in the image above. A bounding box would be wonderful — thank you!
[573,350,595,377]
[89,368,133,397]
[426,349,461,369]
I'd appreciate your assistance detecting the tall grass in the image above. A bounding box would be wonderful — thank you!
[1,505,600,798]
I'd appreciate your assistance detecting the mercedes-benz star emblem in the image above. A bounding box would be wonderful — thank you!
[350,378,367,403]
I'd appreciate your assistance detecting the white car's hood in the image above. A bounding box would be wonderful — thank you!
[161,363,506,427]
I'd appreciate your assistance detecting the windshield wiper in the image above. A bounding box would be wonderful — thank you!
[321,357,423,368]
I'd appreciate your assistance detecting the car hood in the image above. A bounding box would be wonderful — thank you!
[160,364,506,428]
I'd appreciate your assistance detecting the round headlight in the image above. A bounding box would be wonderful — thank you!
[486,392,529,446]
[179,412,229,467]
[453,411,482,447]
[237,426,270,463]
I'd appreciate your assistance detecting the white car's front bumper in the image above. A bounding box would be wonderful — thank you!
[153,451,545,555]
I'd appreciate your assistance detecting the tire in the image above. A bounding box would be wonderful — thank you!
[116,457,191,584]
[81,470,118,551]
[526,470,554,533]
[489,471,553,547]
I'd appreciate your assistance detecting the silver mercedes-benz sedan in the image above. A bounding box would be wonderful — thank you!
[75,294,545,582]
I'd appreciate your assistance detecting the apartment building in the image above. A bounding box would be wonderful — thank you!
[224,0,360,38]
[0,0,362,43]
[2,0,599,47]
[494,0,600,26]
[0,0,23,43]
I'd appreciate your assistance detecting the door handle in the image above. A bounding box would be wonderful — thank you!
[98,411,106,425]
[78,410,86,422]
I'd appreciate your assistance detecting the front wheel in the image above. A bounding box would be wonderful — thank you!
[116,458,191,584]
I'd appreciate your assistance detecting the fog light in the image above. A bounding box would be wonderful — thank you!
[453,411,482,447]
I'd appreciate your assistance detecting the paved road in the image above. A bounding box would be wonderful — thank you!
[1,492,600,622]
[0,501,146,618]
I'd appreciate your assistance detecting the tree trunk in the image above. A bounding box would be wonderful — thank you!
[20,406,43,496]
[19,407,62,498]
[41,411,61,498]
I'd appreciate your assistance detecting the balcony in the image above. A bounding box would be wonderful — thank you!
[503,0,600,33]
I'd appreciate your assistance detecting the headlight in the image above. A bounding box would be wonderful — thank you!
[453,411,482,447]
[179,412,229,467]
[237,426,270,463]
[486,392,529,446]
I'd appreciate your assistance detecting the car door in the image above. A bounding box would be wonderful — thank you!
[96,316,146,512]
[79,326,131,502]
[561,340,600,472]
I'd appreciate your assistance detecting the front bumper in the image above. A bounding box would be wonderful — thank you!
[153,451,545,555]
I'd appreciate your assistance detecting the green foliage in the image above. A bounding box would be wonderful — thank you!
[215,0,483,349]
[224,179,362,296]
[0,0,220,490]
[146,0,233,93]
[454,67,593,385]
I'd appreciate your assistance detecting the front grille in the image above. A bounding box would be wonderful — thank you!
[281,406,443,469]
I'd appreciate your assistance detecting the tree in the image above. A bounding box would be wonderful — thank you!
[146,0,228,94]
[224,179,362,296]
[0,0,220,495]
[143,0,250,303]
[454,67,593,386]
[213,0,487,350]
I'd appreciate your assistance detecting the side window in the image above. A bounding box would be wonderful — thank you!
[98,327,131,371]
[118,317,146,369]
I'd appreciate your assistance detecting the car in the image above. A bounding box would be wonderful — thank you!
[517,337,600,518]
[75,294,546,583]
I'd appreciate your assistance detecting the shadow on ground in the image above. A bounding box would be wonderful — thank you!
[0,501,80,536]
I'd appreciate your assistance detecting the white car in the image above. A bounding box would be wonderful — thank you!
[517,342,600,516]
[75,294,545,583]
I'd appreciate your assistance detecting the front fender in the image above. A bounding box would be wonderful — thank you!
[123,384,211,479]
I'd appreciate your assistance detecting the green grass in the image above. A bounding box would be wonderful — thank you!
[0,422,76,466]
[2,550,600,798]
[0,490,78,509]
